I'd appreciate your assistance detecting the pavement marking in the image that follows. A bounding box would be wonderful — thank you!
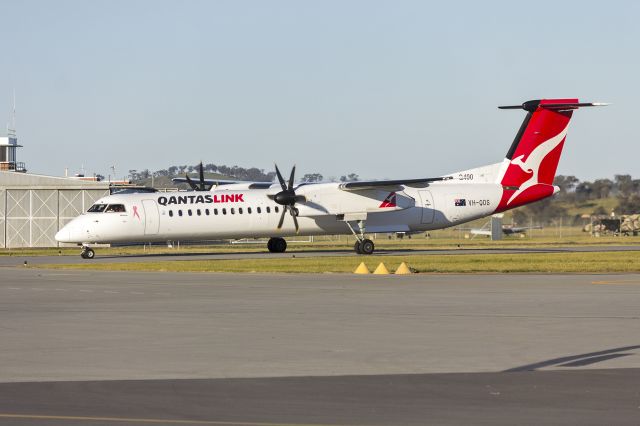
[7,287,20,290]
[0,413,346,426]
[104,290,120,294]
[54,288,68,291]
[592,279,640,285]
[130,291,145,295]
[79,289,93,293]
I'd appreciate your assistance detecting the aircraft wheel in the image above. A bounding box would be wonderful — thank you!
[354,241,362,254]
[268,237,287,253]
[360,239,375,255]
[81,248,95,259]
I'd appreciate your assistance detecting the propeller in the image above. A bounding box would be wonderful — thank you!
[271,164,306,233]
[185,162,210,191]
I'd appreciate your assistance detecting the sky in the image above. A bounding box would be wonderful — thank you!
[0,0,637,181]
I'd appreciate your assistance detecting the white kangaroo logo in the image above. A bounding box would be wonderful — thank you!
[507,124,569,205]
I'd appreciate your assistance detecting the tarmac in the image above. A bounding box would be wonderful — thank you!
[1,268,639,425]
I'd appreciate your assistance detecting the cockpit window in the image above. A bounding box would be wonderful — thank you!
[105,204,126,213]
[87,204,107,213]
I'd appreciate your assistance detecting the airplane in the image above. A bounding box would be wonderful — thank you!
[55,98,606,259]
[463,224,543,237]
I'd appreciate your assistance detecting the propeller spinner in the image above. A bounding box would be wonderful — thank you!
[272,164,306,233]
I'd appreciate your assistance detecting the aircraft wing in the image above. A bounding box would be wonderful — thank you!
[339,177,451,192]
[171,177,243,186]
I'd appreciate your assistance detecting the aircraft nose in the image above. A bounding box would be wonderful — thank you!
[55,227,70,243]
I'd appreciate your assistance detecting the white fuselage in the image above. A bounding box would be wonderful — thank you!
[55,180,504,244]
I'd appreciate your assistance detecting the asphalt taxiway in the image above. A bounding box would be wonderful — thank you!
[1,269,639,425]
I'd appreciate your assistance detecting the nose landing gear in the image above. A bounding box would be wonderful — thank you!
[267,237,287,253]
[80,246,95,259]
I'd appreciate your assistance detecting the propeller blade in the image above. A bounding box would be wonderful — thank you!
[275,164,287,191]
[288,165,296,190]
[290,207,299,233]
[277,208,287,229]
[185,174,198,191]
[198,162,205,190]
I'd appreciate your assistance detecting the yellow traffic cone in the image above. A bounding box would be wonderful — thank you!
[395,262,413,275]
[373,262,390,275]
[354,262,370,274]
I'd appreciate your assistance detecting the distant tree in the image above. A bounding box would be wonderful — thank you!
[301,173,323,183]
[167,166,178,176]
[128,169,139,180]
[574,181,594,201]
[592,179,613,199]
[614,174,634,196]
[617,194,640,214]
[340,173,359,182]
[554,175,580,193]
[95,174,105,182]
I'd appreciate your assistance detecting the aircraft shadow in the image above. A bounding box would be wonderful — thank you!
[504,345,640,372]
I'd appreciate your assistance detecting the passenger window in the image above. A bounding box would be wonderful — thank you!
[169,210,173,217]
[188,209,193,216]
[178,210,183,217]
[214,209,218,215]
[197,209,201,216]
[87,204,107,213]
[239,208,243,214]
[274,206,279,213]
[257,207,261,214]
[222,208,227,215]
[105,204,126,213]
[266,206,270,213]
[248,207,252,214]
[205,209,210,216]
[231,208,235,214]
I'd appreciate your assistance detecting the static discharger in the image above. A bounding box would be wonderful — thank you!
[395,262,413,275]
[354,262,370,274]
[373,263,390,275]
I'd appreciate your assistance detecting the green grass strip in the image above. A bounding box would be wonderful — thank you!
[35,251,640,274]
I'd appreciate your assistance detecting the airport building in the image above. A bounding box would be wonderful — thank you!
[0,127,110,248]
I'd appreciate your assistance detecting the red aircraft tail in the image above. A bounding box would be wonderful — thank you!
[495,99,606,212]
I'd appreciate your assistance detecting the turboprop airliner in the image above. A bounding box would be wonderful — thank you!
[56,99,606,259]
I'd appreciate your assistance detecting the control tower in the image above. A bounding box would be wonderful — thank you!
[0,94,25,172]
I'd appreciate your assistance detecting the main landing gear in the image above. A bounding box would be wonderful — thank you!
[354,238,375,255]
[346,219,375,255]
[267,237,287,253]
[80,245,95,259]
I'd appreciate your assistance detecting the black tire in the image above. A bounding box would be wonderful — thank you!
[274,238,287,253]
[360,239,375,255]
[268,237,287,253]
[82,248,95,259]
[354,241,362,254]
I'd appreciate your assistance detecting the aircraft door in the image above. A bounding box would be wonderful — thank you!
[418,190,435,224]
[142,199,160,235]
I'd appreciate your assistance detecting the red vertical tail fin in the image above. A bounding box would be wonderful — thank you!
[495,99,605,211]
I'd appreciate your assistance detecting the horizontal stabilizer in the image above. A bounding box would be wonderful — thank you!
[499,100,609,112]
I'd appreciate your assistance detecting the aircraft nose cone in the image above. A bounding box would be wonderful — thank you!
[55,228,70,243]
